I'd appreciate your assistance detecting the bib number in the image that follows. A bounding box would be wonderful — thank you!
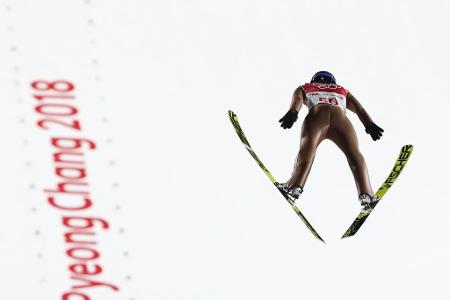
[319,97,338,105]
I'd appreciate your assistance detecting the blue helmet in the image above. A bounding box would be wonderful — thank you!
[310,71,336,84]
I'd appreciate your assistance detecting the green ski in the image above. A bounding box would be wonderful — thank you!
[342,144,414,238]
[228,110,324,243]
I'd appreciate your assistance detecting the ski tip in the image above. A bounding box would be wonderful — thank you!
[402,144,414,152]
[228,110,237,120]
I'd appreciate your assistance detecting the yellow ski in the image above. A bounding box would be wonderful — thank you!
[228,110,325,243]
[342,144,414,238]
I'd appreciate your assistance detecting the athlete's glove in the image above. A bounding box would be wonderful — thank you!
[279,109,298,129]
[365,122,384,141]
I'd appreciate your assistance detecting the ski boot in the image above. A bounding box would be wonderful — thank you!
[359,193,380,213]
[275,182,303,204]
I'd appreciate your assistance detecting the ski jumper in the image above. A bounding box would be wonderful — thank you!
[287,83,374,198]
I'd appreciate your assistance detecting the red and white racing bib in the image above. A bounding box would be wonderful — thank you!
[302,83,348,112]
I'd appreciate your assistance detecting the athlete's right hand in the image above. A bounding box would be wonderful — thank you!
[365,122,384,141]
[279,109,298,129]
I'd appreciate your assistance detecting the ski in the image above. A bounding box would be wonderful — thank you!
[228,110,325,243]
[341,144,414,238]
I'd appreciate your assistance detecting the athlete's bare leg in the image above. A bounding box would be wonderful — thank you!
[287,106,329,188]
[326,108,373,195]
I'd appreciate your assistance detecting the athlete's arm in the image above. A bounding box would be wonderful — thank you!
[346,91,373,127]
[289,86,305,112]
[279,86,304,129]
[347,91,384,141]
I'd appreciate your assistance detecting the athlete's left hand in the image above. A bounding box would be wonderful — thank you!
[279,109,298,129]
[365,122,384,141]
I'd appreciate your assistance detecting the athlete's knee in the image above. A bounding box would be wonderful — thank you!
[347,151,365,170]
[298,144,317,163]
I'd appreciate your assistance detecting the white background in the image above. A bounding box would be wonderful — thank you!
[1,0,450,299]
